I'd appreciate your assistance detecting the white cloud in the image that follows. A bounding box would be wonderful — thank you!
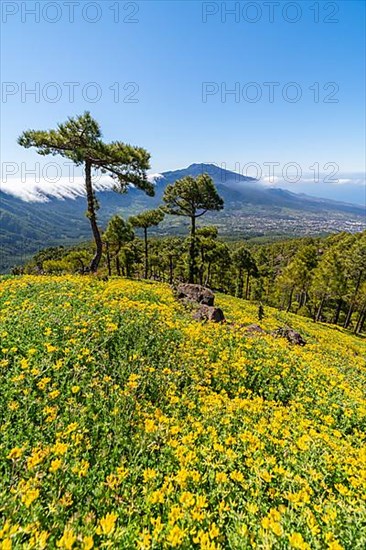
[0,175,115,202]
[261,175,281,185]
[1,172,163,203]
[147,173,164,184]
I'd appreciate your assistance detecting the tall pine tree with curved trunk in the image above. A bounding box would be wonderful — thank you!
[18,112,153,273]
[129,208,165,279]
[162,174,224,283]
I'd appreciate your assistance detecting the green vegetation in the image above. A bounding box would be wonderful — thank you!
[19,230,366,334]
[130,210,165,279]
[1,275,365,549]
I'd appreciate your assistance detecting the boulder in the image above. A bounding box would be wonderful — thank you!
[192,305,225,323]
[245,324,266,334]
[272,327,306,346]
[176,283,215,306]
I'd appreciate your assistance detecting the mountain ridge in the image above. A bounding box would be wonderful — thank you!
[1,163,365,272]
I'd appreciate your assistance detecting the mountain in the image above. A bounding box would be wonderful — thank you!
[1,163,365,272]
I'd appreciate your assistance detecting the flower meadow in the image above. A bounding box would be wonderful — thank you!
[1,276,365,550]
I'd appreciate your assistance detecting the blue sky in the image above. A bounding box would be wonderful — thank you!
[1,0,365,197]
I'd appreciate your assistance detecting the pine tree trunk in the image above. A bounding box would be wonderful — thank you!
[245,273,250,300]
[358,309,366,334]
[188,216,196,284]
[286,287,294,312]
[169,257,174,285]
[144,227,148,279]
[236,268,243,298]
[344,270,363,328]
[333,298,343,325]
[315,295,326,322]
[198,248,205,286]
[295,291,302,313]
[85,160,103,273]
[205,262,212,286]
[116,256,121,277]
[355,305,366,334]
[106,242,111,276]
[359,313,366,334]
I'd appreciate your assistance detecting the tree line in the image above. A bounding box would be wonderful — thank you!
[19,230,366,335]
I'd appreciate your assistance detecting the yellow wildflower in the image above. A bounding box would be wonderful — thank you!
[57,528,76,550]
[208,523,220,539]
[215,472,228,484]
[21,488,39,508]
[143,468,157,483]
[166,525,185,547]
[7,447,24,460]
[144,419,156,433]
[138,530,152,549]
[82,536,94,550]
[289,532,310,549]
[96,512,118,536]
[49,459,62,473]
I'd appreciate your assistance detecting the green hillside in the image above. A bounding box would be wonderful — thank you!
[1,275,365,549]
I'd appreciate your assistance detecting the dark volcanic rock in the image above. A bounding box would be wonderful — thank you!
[177,284,215,306]
[272,327,306,346]
[245,324,266,334]
[192,305,225,323]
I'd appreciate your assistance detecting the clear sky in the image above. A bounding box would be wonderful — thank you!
[1,0,365,185]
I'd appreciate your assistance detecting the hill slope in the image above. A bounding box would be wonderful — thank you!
[1,163,365,272]
[1,276,365,548]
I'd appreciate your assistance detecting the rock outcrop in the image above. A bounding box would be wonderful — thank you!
[175,283,225,322]
[176,283,215,306]
[272,327,306,346]
[192,305,225,323]
[245,324,266,334]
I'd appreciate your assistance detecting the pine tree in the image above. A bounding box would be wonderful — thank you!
[129,209,165,279]
[104,215,134,276]
[343,234,366,328]
[232,246,258,299]
[162,174,224,283]
[196,226,219,286]
[18,112,152,272]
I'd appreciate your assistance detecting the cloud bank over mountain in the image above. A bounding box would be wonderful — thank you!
[0,173,162,203]
[260,173,365,206]
[1,164,364,206]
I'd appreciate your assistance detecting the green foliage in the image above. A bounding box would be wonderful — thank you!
[129,208,165,230]
[232,247,258,299]
[18,113,152,193]
[1,276,366,547]
[162,174,224,219]
[104,216,134,250]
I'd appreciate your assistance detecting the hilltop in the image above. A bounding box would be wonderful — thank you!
[1,275,365,548]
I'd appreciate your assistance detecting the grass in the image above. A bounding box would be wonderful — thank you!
[0,275,365,549]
